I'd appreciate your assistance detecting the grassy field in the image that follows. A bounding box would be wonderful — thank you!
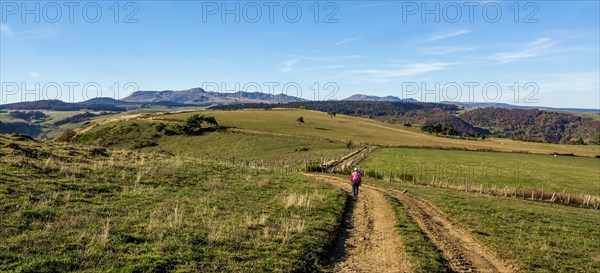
[360,148,600,196]
[154,109,599,157]
[148,132,347,164]
[4,106,600,272]
[0,134,346,272]
[368,179,600,273]
[75,119,350,165]
[572,111,600,121]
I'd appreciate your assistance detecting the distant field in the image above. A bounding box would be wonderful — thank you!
[157,109,599,157]
[370,179,600,273]
[0,134,345,272]
[571,111,600,121]
[361,148,600,195]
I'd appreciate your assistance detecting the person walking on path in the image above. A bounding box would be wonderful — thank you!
[350,168,362,200]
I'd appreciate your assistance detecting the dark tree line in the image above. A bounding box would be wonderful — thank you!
[421,123,456,136]
[0,121,43,136]
[8,111,48,121]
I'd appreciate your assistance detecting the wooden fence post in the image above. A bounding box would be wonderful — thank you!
[586,195,592,206]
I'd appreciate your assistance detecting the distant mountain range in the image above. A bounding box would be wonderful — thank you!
[122,87,304,104]
[0,88,596,113]
[342,94,418,103]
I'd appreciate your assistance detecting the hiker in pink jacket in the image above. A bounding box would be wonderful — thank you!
[350,168,362,200]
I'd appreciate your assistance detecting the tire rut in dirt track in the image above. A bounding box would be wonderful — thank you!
[304,173,411,273]
[383,187,516,273]
[307,174,516,273]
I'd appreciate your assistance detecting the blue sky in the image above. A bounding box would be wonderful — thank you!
[1,1,599,108]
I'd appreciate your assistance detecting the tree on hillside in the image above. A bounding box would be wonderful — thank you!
[203,116,219,128]
[182,114,219,135]
[296,116,305,126]
[442,124,457,136]
[421,123,443,135]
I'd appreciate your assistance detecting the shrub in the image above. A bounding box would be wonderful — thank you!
[155,123,166,132]
[56,130,77,142]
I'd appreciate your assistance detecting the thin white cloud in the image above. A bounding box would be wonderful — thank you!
[348,62,455,82]
[29,72,40,78]
[490,51,538,64]
[427,29,472,41]
[334,37,360,46]
[421,46,478,55]
[281,59,298,73]
[0,24,60,39]
[275,54,361,62]
[526,37,554,48]
[489,37,555,63]
[297,64,346,72]
[0,23,14,36]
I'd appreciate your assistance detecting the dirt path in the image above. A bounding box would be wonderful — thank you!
[323,146,375,172]
[305,173,411,273]
[385,188,516,273]
[307,174,516,273]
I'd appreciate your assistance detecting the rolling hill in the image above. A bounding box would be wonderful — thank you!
[73,108,600,157]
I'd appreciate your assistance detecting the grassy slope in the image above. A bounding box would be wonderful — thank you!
[75,119,349,165]
[368,179,600,273]
[148,132,346,164]
[6,107,599,272]
[0,134,345,272]
[571,112,600,121]
[360,148,600,195]
[157,109,599,157]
